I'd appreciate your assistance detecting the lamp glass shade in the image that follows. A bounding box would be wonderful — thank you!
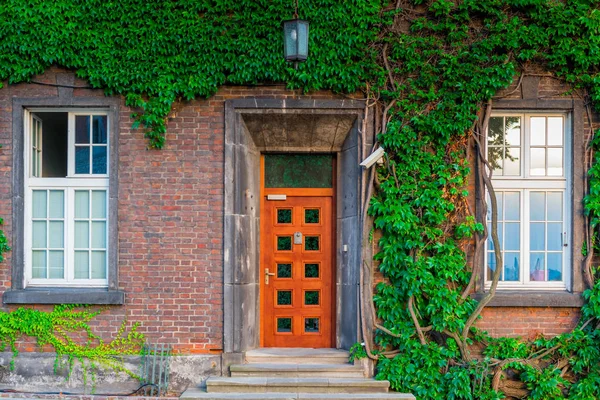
[283,19,309,62]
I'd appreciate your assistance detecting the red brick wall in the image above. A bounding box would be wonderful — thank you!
[0,67,351,354]
[478,307,580,338]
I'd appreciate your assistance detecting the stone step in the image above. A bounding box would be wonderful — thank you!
[181,388,415,399]
[245,348,350,364]
[206,377,390,394]
[230,363,365,378]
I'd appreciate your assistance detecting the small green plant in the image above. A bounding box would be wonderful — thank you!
[349,342,368,363]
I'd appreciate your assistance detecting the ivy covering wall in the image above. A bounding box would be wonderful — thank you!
[2,0,600,398]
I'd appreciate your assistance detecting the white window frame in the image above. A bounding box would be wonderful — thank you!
[485,112,572,290]
[23,109,110,287]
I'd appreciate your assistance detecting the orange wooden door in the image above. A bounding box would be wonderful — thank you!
[261,192,335,348]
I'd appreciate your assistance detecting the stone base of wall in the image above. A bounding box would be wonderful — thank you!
[0,352,221,395]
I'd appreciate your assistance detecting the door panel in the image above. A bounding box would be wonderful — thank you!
[262,195,334,347]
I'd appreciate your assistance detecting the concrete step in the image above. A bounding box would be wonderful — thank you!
[230,363,365,378]
[181,388,415,399]
[245,348,350,364]
[206,377,390,394]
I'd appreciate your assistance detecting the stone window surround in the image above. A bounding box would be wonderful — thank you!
[223,98,369,359]
[3,76,123,305]
[473,93,586,308]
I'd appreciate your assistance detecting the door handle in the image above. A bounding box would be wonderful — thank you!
[265,268,276,284]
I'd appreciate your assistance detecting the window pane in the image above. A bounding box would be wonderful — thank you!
[48,250,64,279]
[75,191,90,218]
[488,117,503,145]
[48,221,64,249]
[504,192,519,221]
[488,147,503,175]
[32,250,47,278]
[75,147,90,174]
[530,148,546,176]
[92,146,107,174]
[504,223,520,251]
[32,221,47,248]
[547,223,562,251]
[530,253,546,281]
[504,147,520,176]
[530,223,545,251]
[487,223,503,250]
[264,154,333,188]
[91,251,107,279]
[92,191,107,219]
[92,116,107,144]
[487,251,496,281]
[74,251,89,279]
[530,117,546,145]
[547,148,563,176]
[75,116,90,144]
[547,117,563,146]
[74,221,89,248]
[530,192,546,221]
[91,221,106,248]
[548,253,562,281]
[505,117,521,145]
[504,252,520,281]
[547,192,562,221]
[32,190,47,218]
[48,190,64,218]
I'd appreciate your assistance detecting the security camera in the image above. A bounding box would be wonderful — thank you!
[360,147,385,169]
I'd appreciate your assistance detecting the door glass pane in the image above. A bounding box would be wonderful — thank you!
[530,253,546,281]
[277,317,292,333]
[32,190,47,218]
[305,209,320,224]
[548,253,562,281]
[92,116,107,144]
[305,263,319,278]
[75,147,90,174]
[304,318,319,333]
[277,209,292,224]
[92,146,107,174]
[32,250,47,278]
[547,223,562,251]
[264,154,333,188]
[277,290,292,306]
[91,251,107,279]
[504,252,520,281]
[305,236,319,251]
[547,148,563,176]
[32,221,47,248]
[530,117,546,145]
[48,221,64,248]
[75,191,90,218]
[48,250,64,279]
[48,190,64,218]
[76,116,90,144]
[92,191,107,218]
[305,291,319,305]
[530,148,546,176]
[74,251,89,279]
[74,221,89,248]
[277,263,292,278]
[547,117,563,146]
[91,221,106,248]
[530,223,545,251]
[530,192,545,221]
[277,236,292,251]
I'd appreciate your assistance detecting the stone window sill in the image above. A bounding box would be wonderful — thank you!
[2,288,125,305]
[471,291,584,307]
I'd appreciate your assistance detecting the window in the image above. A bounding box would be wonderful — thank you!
[24,111,109,287]
[486,113,570,289]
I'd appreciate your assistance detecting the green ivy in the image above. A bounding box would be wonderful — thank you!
[0,305,144,389]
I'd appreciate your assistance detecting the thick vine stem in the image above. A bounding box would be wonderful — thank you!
[408,296,427,345]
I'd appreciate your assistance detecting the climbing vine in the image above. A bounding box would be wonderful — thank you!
[0,306,144,388]
[2,0,600,398]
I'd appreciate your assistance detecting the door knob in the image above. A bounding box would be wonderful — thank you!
[265,268,276,284]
